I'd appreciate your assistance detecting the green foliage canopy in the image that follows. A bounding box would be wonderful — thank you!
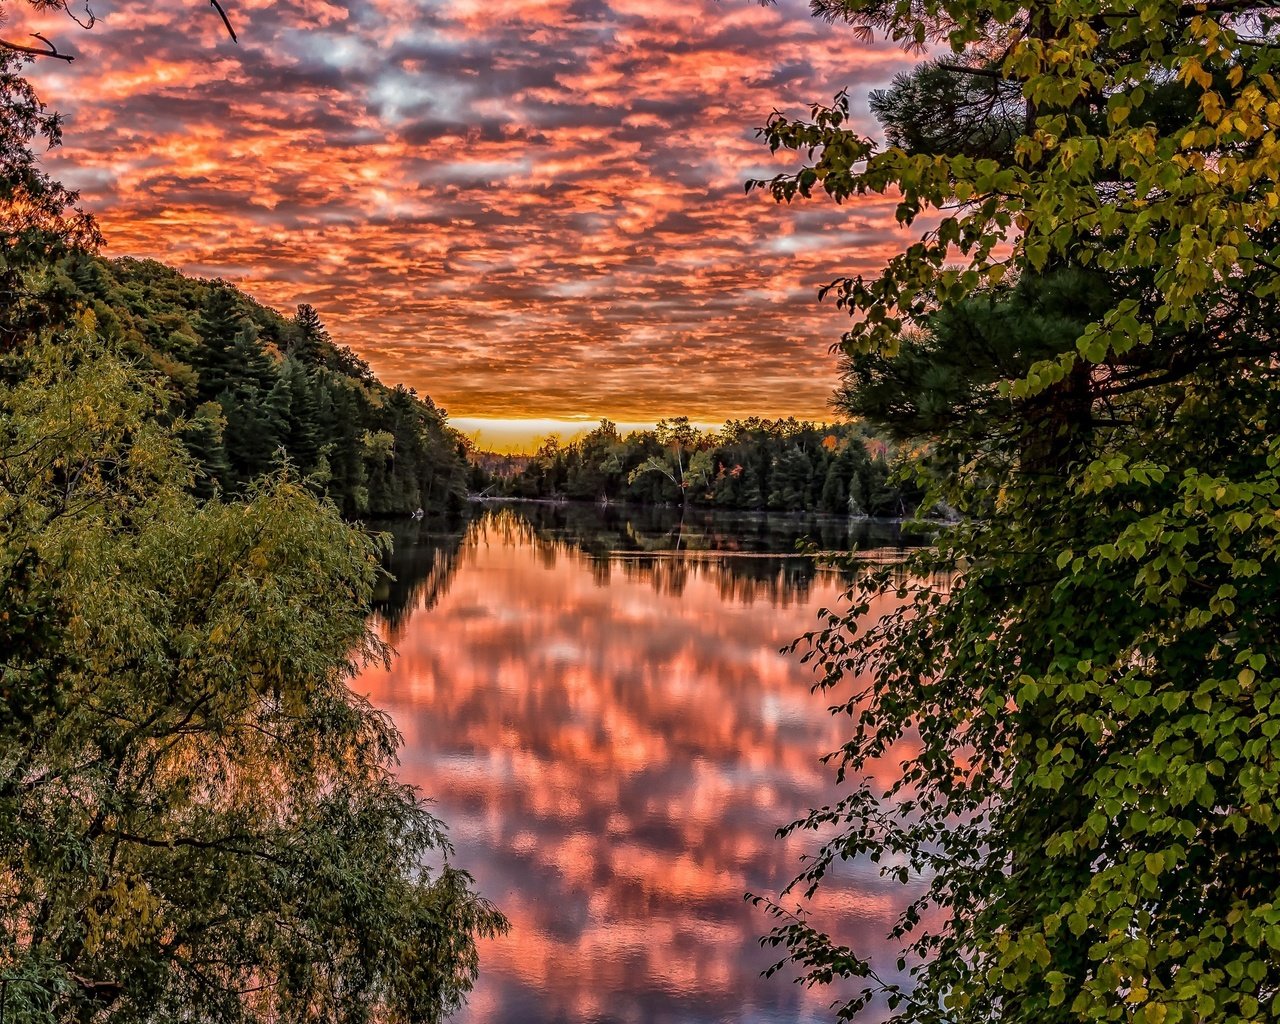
[0,36,504,1024]
[495,417,920,516]
[0,326,506,1023]
[64,257,471,517]
[749,0,1280,1022]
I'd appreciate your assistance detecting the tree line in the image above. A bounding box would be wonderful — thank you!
[482,416,927,516]
[60,255,470,517]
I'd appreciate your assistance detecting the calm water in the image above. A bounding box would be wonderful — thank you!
[357,505,925,1024]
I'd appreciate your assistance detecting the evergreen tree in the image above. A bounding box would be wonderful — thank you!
[66,250,109,300]
[290,302,330,365]
[321,379,370,515]
[281,358,322,471]
[264,372,293,448]
[819,460,844,514]
[48,257,469,516]
[194,284,247,402]
[767,447,813,510]
[182,400,232,498]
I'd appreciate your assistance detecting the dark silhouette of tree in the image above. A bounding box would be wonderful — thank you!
[488,418,922,516]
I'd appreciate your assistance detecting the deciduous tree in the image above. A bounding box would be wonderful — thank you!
[0,18,504,1020]
[0,329,506,1024]
[751,0,1280,1021]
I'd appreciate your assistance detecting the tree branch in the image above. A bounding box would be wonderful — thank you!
[937,62,1003,80]
[0,1,236,60]
[0,33,74,61]
[108,829,289,866]
[210,0,238,42]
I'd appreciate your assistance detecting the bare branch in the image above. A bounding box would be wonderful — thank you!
[0,32,74,61]
[210,0,238,42]
[63,1,96,30]
[0,0,235,59]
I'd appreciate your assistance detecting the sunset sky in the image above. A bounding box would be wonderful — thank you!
[27,0,917,445]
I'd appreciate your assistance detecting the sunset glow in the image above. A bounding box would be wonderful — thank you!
[358,515,924,1021]
[451,416,724,452]
[26,0,915,423]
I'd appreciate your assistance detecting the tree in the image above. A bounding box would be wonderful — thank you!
[51,257,469,517]
[181,399,232,497]
[193,284,247,402]
[628,417,709,507]
[567,420,624,500]
[488,418,912,514]
[289,303,330,365]
[277,359,321,471]
[820,455,846,515]
[0,329,505,1023]
[1,28,503,1020]
[767,445,813,510]
[0,50,98,350]
[751,0,1280,1022]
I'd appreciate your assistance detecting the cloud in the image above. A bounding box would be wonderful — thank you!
[27,0,920,420]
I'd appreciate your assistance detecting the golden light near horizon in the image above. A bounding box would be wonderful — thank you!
[24,0,918,426]
[452,418,726,454]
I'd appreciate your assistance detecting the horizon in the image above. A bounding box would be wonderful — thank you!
[452,417,720,454]
[453,414,856,453]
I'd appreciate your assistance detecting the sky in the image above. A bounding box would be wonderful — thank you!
[25,0,918,445]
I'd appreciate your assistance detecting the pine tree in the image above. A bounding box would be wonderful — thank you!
[290,302,331,365]
[320,379,370,515]
[182,400,232,498]
[279,357,321,472]
[819,460,844,514]
[194,285,247,402]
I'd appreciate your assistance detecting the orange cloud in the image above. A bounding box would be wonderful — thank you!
[27,0,920,420]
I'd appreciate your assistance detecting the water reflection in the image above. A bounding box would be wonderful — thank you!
[359,507,923,1024]
[373,505,922,632]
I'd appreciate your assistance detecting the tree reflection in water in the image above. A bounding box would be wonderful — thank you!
[372,505,923,631]
[361,505,927,1024]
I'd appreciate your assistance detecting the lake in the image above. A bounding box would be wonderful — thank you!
[357,504,925,1024]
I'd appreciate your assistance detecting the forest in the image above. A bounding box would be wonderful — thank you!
[60,255,472,516]
[484,416,927,516]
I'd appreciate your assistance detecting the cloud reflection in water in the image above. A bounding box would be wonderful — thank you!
[358,509,923,1023]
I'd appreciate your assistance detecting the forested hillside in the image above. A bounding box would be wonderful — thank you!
[59,255,469,516]
[488,417,925,517]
